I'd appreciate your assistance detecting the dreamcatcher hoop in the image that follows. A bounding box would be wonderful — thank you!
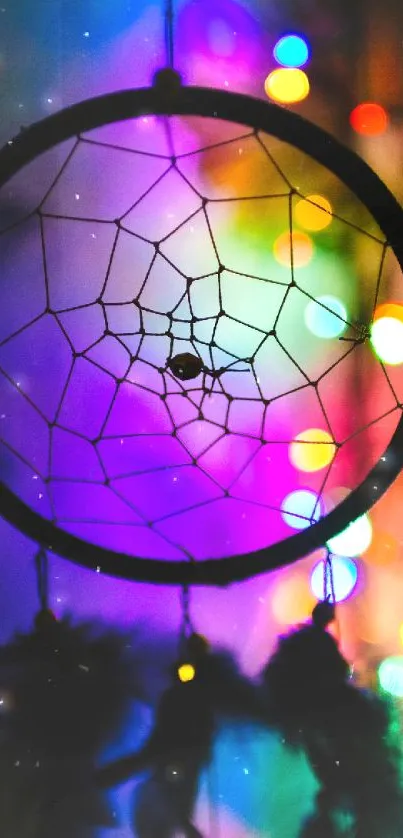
[1,77,403,586]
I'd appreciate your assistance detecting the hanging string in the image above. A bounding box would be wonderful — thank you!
[323,548,336,605]
[35,547,49,612]
[179,583,221,838]
[180,584,193,645]
[164,0,175,69]
[322,547,343,643]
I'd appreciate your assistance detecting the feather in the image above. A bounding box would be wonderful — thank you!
[260,614,403,837]
[96,633,261,838]
[0,614,141,837]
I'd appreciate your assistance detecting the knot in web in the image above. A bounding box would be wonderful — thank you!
[0,88,403,581]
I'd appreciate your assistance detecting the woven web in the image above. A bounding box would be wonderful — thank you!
[0,114,402,562]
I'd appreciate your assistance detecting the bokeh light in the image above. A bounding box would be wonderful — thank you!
[264,68,310,104]
[281,490,321,530]
[311,555,358,603]
[271,574,316,625]
[273,230,313,268]
[294,194,332,231]
[378,656,403,698]
[178,663,196,683]
[350,102,389,136]
[362,530,399,566]
[327,513,373,557]
[290,428,336,473]
[304,295,347,339]
[370,317,403,365]
[373,302,403,323]
[273,35,310,68]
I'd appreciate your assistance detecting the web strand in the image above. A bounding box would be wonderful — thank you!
[0,120,401,563]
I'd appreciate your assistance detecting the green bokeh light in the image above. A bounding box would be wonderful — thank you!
[378,656,403,698]
[327,513,372,557]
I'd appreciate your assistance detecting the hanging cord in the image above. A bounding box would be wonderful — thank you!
[156,0,180,149]
[164,0,175,69]
[323,548,336,605]
[322,548,341,642]
[34,547,57,629]
[180,584,193,653]
[35,547,49,613]
[179,584,220,838]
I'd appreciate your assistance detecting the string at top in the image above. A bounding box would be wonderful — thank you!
[323,549,336,605]
[322,548,342,642]
[164,0,175,69]
[180,584,193,645]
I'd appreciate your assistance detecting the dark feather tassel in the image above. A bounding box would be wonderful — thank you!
[97,632,261,838]
[260,602,403,837]
[0,611,140,837]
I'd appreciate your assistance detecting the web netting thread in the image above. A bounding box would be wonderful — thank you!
[0,117,402,563]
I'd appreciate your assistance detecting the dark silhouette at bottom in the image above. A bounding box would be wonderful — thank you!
[97,633,261,838]
[261,601,403,838]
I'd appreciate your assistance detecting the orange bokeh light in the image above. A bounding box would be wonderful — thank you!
[373,302,403,324]
[273,230,313,268]
[361,530,399,567]
[271,574,316,626]
[350,103,389,136]
[295,194,333,232]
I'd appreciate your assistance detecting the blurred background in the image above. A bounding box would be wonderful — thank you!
[1,1,403,835]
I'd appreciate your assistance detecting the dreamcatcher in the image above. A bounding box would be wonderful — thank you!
[1,0,403,835]
[0,6,403,582]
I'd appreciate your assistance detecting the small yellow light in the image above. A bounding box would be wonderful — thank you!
[178,663,196,683]
[295,194,333,232]
[373,302,403,324]
[290,428,336,473]
[264,68,310,104]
